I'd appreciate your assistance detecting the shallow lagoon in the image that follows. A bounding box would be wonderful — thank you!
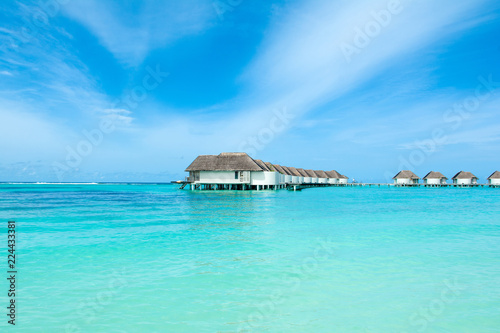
[1,184,499,332]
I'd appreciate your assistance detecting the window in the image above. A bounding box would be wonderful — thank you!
[235,171,239,179]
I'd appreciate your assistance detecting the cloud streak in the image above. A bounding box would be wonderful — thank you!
[62,0,217,67]
[240,0,492,114]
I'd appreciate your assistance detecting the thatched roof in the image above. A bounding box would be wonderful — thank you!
[488,171,500,179]
[281,166,294,176]
[296,168,309,177]
[254,159,270,171]
[185,153,263,171]
[264,162,276,172]
[393,170,420,179]
[304,169,318,177]
[273,164,286,174]
[185,153,354,179]
[452,171,478,179]
[287,166,302,177]
[325,170,340,178]
[423,171,448,180]
[314,170,328,178]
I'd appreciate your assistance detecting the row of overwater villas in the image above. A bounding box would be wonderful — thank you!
[185,152,349,190]
[393,170,500,185]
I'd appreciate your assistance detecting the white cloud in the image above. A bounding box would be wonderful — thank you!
[62,0,216,67]
[238,0,491,122]
[102,108,134,128]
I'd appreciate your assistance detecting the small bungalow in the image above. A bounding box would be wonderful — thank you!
[488,171,500,185]
[338,174,349,184]
[452,171,478,185]
[297,168,311,183]
[423,171,448,185]
[265,162,284,185]
[393,170,420,185]
[314,170,329,184]
[325,170,340,184]
[273,164,287,184]
[305,170,319,183]
[185,152,265,189]
[281,166,294,184]
[286,166,302,184]
[252,159,280,188]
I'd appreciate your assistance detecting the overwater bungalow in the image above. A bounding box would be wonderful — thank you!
[488,171,500,185]
[186,152,261,189]
[338,174,349,184]
[452,171,478,185]
[393,170,420,185]
[296,168,310,183]
[281,166,294,184]
[265,162,284,184]
[305,170,319,183]
[286,166,302,184]
[315,170,329,184]
[325,170,340,184]
[272,164,287,184]
[423,171,448,185]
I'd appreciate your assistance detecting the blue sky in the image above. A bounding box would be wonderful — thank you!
[1,0,500,182]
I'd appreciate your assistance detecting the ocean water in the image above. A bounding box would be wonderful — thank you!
[0,184,499,332]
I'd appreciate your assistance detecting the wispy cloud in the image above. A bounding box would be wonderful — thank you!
[62,0,217,67]
[102,109,134,128]
[0,10,110,122]
[240,0,492,114]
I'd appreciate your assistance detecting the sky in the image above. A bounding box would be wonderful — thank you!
[0,0,499,182]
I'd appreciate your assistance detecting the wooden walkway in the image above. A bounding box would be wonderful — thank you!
[287,183,500,191]
[178,181,500,191]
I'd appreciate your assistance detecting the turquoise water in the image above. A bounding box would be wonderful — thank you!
[0,184,499,332]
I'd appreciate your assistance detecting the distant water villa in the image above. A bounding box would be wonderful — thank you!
[393,170,500,188]
[184,152,347,190]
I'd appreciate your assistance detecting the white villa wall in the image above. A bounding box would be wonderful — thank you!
[198,171,250,184]
[425,178,446,185]
[318,178,328,184]
[490,178,500,185]
[310,177,318,184]
[395,178,412,185]
[328,178,338,184]
[454,178,475,185]
[303,177,312,183]
[251,171,279,185]
[279,174,285,184]
[338,178,348,184]
[291,176,299,183]
[284,175,292,183]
